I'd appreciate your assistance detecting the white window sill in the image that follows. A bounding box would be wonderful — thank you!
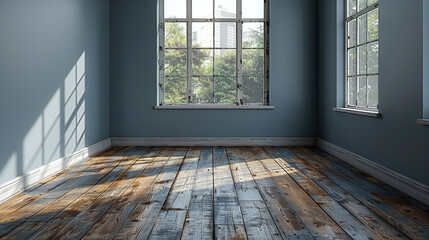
[333,108,381,118]
[154,105,275,110]
[417,119,429,126]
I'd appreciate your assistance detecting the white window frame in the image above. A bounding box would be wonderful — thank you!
[158,0,270,107]
[345,0,379,111]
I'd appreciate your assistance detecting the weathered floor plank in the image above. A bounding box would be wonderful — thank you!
[148,147,201,239]
[226,147,282,240]
[265,146,409,240]
[49,147,151,240]
[2,147,135,239]
[0,147,138,238]
[0,146,427,240]
[294,147,429,240]
[182,146,214,240]
[247,147,350,239]
[82,147,165,239]
[307,147,429,231]
[0,147,125,223]
[239,148,314,239]
[114,147,189,240]
[258,146,383,240]
[213,147,247,240]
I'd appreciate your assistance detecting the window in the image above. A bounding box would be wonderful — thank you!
[345,0,379,111]
[158,0,269,106]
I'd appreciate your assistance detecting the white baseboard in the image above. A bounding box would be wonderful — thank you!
[317,138,429,206]
[0,138,112,203]
[111,137,316,147]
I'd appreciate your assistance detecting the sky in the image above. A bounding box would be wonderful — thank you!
[164,0,264,19]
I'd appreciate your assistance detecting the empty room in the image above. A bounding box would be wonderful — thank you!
[1,0,429,239]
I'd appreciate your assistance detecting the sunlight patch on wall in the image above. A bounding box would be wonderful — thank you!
[0,152,18,183]
[43,89,61,163]
[23,115,43,172]
[21,51,86,174]
[65,52,86,156]
[23,89,61,173]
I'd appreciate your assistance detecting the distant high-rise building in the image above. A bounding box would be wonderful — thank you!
[192,5,236,55]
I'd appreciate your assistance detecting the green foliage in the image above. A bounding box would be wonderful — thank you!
[165,22,186,48]
[214,51,236,103]
[242,24,264,48]
[367,9,378,41]
[367,0,378,6]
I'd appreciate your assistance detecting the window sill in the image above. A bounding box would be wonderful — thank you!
[417,119,429,126]
[154,105,275,110]
[333,108,381,118]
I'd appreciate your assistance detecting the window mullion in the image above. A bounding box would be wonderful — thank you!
[365,13,369,109]
[212,0,215,103]
[355,13,359,107]
[345,2,349,107]
[236,0,243,105]
[159,0,165,105]
[187,0,193,103]
[346,3,378,22]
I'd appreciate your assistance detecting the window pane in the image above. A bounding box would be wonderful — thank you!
[358,76,367,107]
[368,0,378,6]
[192,49,213,75]
[367,9,378,41]
[215,22,236,48]
[192,23,213,48]
[243,49,264,77]
[193,76,214,103]
[348,19,357,48]
[348,0,357,17]
[215,0,236,18]
[243,23,264,48]
[348,77,357,106]
[243,77,263,103]
[193,0,213,18]
[367,42,378,74]
[165,0,186,18]
[367,75,378,109]
[242,0,264,18]
[165,77,187,104]
[165,22,187,48]
[358,0,367,12]
[214,49,236,76]
[348,48,357,76]
[214,77,236,103]
[358,45,367,74]
[358,14,367,45]
[165,49,187,76]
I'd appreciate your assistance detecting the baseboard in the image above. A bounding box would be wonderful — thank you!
[0,138,112,203]
[317,138,429,206]
[111,137,316,147]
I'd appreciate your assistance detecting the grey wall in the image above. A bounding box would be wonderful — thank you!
[0,0,110,185]
[109,0,317,137]
[318,0,429,185]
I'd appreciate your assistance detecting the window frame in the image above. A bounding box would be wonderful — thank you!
[344,0,379,111]
[158,0,270,107]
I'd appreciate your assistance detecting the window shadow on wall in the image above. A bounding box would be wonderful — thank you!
[0,52,86,194]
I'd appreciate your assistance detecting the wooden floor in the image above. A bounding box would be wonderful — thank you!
[0,147,428,240]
